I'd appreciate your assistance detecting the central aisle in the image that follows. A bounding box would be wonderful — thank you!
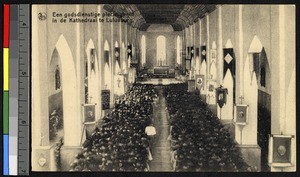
[149,87,173,171]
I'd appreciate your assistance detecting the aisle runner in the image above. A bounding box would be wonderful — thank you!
[149,87,172,171]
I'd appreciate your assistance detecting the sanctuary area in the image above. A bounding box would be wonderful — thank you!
[31,4,296,172]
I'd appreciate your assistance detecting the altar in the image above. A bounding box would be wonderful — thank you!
[153,66,175,78]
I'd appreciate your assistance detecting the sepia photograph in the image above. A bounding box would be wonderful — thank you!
[31,4,296,172]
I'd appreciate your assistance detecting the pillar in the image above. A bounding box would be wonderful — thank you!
[31,5,53,171]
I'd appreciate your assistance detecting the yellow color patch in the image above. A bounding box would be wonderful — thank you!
[3,48,9,91]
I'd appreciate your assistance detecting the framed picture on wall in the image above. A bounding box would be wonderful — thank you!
[82,103,96,124]
[234,104,249,125]
[268,134,294,167]
[195,75,204,90]
[210,49,216,62]
[185,59,191,70]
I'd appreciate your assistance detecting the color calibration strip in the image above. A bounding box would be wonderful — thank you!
[3,4,10,176]
[17,4,30,175]
[9,5,20,175]
[3,4,30,175]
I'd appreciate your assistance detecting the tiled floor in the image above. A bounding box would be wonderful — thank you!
[149,88,173,171]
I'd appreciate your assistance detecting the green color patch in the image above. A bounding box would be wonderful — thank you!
[3,91,9,134]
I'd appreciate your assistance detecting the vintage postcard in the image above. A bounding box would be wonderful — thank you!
[30,4,296,172]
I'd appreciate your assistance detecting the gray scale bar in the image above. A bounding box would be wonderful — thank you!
[18,4,30,176]
[9,4,19,175]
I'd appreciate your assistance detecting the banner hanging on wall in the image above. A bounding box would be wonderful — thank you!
[128,67,136,84]
[115,47,120,64]
[207,80,217,105]
[185,59,191,70]
[216,86,228,108]
[223,48,235,78]
[127,44,132,59]
[196,47,200,57]
[191,46,194,60]
[188,79,195,92]
[101,90,110,110]
[187,47,191,59]
[114,75,125,96]
[200,46,206,63]
[195,74,205,90]
[210,49,217,63]
[104,50,109,64]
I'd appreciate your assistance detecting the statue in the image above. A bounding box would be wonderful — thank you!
[55,65,61,90]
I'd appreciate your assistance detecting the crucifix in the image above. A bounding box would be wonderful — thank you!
[239,95,244,104]
[40,133,45,146]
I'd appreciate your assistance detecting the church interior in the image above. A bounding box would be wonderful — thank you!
[31,4,296,172]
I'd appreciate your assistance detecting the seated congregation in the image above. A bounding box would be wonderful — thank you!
[69,83,254,172]
[165,84,254,172]
[70,84,157,171]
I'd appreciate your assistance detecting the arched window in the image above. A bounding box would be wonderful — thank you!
[141,35,146,66]
[104,40,111,90]
[115,41,121,74]
[156,35,166,66]
[176,36,182,65]
[104,63,111,89]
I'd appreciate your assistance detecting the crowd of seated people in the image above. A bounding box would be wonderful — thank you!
[164,84,255,172]
[70,84,157,171]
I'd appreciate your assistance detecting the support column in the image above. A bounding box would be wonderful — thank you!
[31,5,53,171]
[60,4,84,171]
[238,5,244,97]
[125,24,128,72]
[97,5,103,118]
[110,21,114,108]
[71,5,84,147]
[193,23,197,78]
[199,18,202,77]
[217,6,223,86]
[32,5,49,148]
[206,14,210,95]
[235,5,261,171]
[119,21,122,69]
[182,29,185,70]
[278,5,286,135]
[270,5,294,172]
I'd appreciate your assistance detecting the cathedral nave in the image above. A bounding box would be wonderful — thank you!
[31,4,296,172]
